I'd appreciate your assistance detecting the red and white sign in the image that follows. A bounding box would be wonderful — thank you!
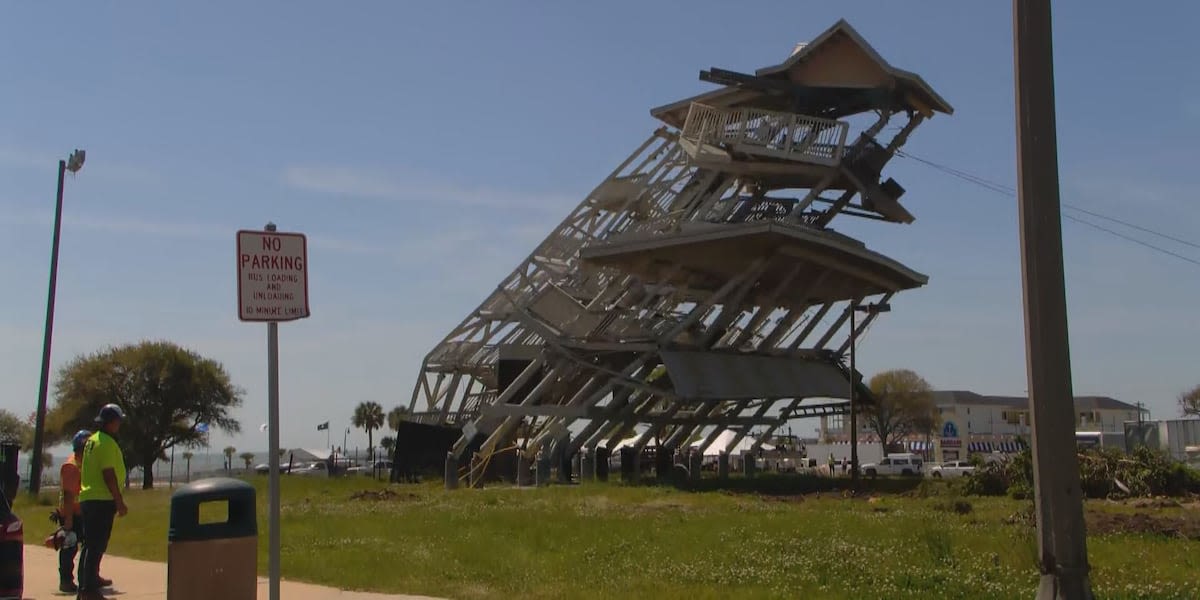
[237,230,310,322]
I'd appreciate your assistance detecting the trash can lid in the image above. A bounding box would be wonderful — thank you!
[169,477,257,542]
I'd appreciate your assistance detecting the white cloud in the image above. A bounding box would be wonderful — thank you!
[281,165,576,212]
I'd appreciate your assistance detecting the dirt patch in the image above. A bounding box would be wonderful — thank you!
[638,498,691,512]
[1087,511,1200,540]
[349,489,420,502]
[1129,497,1182,510]
[758,494,805,504]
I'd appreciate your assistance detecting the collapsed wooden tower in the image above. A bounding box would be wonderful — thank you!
[394,19,951,484]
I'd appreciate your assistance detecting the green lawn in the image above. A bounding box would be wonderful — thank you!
[15,476,1200,599]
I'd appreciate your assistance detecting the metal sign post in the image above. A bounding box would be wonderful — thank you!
[237,222,310,600]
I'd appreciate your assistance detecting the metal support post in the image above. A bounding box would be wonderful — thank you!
[267,322,281,600]
[849,307,859,488]
[263,219,283,600]
[1013,1,1092,598]
[29,159,68,494]
[444,452,459,490]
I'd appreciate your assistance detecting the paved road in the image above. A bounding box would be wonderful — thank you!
[21,545,444,599]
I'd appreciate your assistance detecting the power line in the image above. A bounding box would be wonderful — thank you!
[1063,204,1200,251]
[1062,214,1200,267]
[894,150,1200,266]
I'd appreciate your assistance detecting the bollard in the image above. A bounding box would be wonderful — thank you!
[594,446,610,482]
[468,453,484,489]
[557,434,573,483]
[557,450,572,484]
[569,451,582,484]
[688,451,703,481]
[619,447,636,483]
[167,478,256,600]
[444,452,459,490]
[535,451,552,487]
[516,453,532,487]
[717,451,730,480]
[655,448,672,481]
[580,449,594,482]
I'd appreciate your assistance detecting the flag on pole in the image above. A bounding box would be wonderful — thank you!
[316,421,329,431]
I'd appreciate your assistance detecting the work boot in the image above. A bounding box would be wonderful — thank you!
[98,576,113,587]
[60,580,78,593]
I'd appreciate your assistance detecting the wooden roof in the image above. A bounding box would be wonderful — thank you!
[651,19,953,128]
[579,222,928,305]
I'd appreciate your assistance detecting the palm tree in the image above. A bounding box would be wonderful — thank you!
[182,451,194,482]
[387,406,409,433]
[352,402,385,462]
[223,446,236,471]
[239,452,255,471]
[380,436,396,456]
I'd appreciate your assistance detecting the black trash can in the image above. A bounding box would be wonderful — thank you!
[167,478,257,600]
[0,443,21,600]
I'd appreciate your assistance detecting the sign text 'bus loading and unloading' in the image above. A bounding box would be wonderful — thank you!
[237,230,310,322]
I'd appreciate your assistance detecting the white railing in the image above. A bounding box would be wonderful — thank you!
[680,103,850,166]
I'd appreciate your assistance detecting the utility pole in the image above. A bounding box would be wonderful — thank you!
[848,301,889,488]
[1012,1,1093,598]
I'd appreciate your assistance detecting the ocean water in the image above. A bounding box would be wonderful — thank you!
[14,448,378,486]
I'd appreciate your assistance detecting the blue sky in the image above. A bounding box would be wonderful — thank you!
[3,2,1199,453]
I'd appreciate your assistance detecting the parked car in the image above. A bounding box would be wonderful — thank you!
[289,462,329,477]
[929,460,975,478]
[860,453,924,477]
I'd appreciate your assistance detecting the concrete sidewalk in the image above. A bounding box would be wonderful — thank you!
[21,546,444,599]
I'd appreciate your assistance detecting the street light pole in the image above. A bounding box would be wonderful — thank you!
[1012,1,1093,597]
[29,149,85,494]
[848,301,890,489]
[849,305,858,487]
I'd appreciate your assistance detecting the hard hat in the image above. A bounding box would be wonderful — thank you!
[94,403,125,424]
[71,430,92,453]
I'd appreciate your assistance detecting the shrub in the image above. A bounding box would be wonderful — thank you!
[962,459,1011,496]
[964,446,1200,499]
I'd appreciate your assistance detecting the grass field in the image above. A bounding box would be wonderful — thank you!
[15,476,1200,599]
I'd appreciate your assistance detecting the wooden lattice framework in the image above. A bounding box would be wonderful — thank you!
[393,20,952,484]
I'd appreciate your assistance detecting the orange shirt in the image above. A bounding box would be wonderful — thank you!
[59,455,82,516]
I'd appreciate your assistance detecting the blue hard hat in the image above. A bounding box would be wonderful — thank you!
[94,403,125,424]
[71,430,92,453]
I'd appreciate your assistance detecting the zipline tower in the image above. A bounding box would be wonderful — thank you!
[396,20,951,485]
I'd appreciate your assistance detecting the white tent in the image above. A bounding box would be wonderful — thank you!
[689,429,773,456]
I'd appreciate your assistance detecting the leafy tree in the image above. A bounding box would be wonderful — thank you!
[0,409,31,447]
[387,406,409,433]
[352,402,385,462]
[863,369,939,455]
[1179,384,1200,417]
[239,452,255,471]
[0,412,48,468]
[223,446,237,471]
[47,340,243,489]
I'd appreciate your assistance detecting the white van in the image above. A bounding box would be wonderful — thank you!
[860,453,924,477]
